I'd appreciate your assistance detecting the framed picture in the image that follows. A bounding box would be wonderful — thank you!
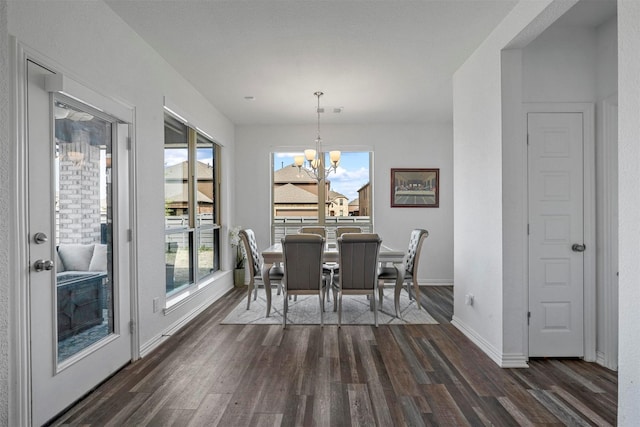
[390,168,439,208]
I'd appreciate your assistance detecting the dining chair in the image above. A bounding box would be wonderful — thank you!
[239,229,284,310]
[332,233,382,327]
[298,226,333,304]
[335,226,361,237]
[378,229,429,317]
[281,234,326,328]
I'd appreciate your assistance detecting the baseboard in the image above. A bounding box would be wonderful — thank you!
[596,350,606,367]
[418,280,454,286]
[451,315,528,368]
[139,281,233,358]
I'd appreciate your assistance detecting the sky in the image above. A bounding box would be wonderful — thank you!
[273,151,370,202]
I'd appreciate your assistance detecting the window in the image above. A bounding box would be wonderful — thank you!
[271,151,372,242]
[164,113,220,297]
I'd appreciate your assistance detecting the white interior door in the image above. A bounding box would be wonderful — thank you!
[27,61,132,425]
[528,112,585,358]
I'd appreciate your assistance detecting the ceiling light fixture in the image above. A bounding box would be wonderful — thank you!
[294,91,340,181]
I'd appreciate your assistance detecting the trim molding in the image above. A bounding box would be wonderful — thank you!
[451,316,529,368]
[9,36,31,427]
[141,281,233,358]
[601,95,618,371]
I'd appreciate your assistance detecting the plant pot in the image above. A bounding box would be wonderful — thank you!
[233,268,245,287]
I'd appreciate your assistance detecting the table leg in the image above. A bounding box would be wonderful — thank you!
[262,264,274,317]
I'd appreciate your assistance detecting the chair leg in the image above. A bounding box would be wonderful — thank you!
[378,281,384,308]
[373,289,378,327]
[394,277,403,320]
[246,280,254,310]
[412,280,421,310]
[338,293,343,328]
[283,292,288,329]
[254,284,259,301]
[333,286,338,312]
[319,292,324,327]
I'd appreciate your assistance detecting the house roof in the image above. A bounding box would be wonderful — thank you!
[273,165,327,184]
[165,161,214,180]
[165,183,213,204]
[328,190,346,201]
[273,183,318,204]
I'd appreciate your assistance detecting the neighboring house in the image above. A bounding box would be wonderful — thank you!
[357,183,371,217]
[164,160,214,215]
[273,183,322,217]
[348,198,359,216]
[273,164,333,217]
[328,190,348,217]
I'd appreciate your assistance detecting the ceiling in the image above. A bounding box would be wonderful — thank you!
[104,0,614,126]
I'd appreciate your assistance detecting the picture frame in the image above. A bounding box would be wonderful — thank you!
[390,168,439,208]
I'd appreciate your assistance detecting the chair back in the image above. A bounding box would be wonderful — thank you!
[239,229,261,278]
[336,233,382,290]
[298,226,326,238]
[405,229,429,276]
[336,227,361,238]
[282,234,325,292]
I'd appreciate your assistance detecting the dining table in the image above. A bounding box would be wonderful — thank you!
[261,242,407,318]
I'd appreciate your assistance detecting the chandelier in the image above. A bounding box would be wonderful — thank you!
[294,91,340,181]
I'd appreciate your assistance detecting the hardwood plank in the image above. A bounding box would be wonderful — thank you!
[346,383,376,426]
[185,393,232,427]
[49,287,618,427]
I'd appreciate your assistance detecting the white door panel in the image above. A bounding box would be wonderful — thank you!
[27,61,132,425]
[528,112,584,357]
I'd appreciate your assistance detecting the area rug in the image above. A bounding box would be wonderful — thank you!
[222,288,438,325]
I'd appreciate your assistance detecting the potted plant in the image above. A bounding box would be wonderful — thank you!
[229,226,246,287]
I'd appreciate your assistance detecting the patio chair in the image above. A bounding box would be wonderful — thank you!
[378,229,429,318]
[281,234,326,328]
[239,229,284,310]
[332,233,382,327]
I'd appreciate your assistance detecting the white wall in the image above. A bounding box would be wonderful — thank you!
[617,1,640,423]
[452,0,577,367]
[0,0,10,423]
[7,0,235,358]
[235,123,454,284]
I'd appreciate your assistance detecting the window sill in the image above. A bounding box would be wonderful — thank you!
[163,271,225,315]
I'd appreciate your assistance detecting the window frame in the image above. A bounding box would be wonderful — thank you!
[164,111,221,299]
[270,150,373,243]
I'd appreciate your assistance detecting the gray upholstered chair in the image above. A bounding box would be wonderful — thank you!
[335,226,361,237]
[239,229,284,310]
[298,226,333,304]
[378,229,428,318]
[332,233,382,327]
[298,226,326,237]
[281,234,326,328]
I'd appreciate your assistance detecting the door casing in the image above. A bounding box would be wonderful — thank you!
[523,102,596,361]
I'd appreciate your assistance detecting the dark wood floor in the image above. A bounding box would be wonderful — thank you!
[51,286,617,426]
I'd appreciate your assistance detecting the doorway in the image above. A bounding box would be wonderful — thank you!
[26,60,133,425]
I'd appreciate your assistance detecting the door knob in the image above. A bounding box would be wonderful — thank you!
[571,243,586,252]
[33,232,48,244]
[34,259,54,272]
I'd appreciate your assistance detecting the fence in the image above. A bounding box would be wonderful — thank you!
[272,216,372,243]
